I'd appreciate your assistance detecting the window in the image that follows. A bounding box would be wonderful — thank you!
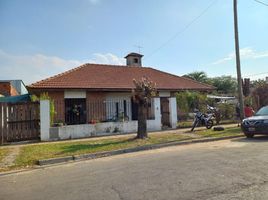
[134,58,139,64]
[65,98,87,125]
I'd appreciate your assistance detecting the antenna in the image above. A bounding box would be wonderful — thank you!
[134,45,143,54]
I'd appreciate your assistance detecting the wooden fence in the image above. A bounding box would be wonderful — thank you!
[0,102,40,144]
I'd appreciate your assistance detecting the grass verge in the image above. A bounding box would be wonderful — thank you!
[177,120,237,128]
[14,133,191,168]
[195,127,242,138]
[0,126,243,172]
[0,148,9,163]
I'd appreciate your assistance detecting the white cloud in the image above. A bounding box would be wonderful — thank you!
[212,47,268,65]
[89,53,125,65]
[0,50,125,85]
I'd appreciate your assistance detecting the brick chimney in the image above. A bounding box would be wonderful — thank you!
[125,52,143,67]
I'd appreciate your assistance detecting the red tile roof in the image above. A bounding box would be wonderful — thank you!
[28,64,214,91]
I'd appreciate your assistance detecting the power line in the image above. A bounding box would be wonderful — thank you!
[144,0,218,60]
[244,71,268,77]
[253,0,268,7]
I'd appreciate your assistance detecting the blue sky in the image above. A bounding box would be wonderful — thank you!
[0,0,268,84]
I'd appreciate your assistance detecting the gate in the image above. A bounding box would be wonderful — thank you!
[0,102,40,144]
[160,97,170,127]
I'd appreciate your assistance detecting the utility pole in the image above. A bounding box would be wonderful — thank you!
[233,0,245,120]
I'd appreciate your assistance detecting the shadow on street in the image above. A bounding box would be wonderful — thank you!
[232,135,268,143]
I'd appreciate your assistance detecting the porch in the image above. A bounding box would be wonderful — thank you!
[40,96,177,141]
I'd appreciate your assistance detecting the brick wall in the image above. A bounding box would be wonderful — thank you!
[10,85,19,96]
[0,82,19,96]
[48,91,65,123]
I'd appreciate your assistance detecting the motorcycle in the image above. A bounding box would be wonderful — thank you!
[191,109,214,132]
[207,105,221,125]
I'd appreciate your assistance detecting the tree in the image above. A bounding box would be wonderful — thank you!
[176,91,207,113]
[183,71,238,95]
[252,83,268,109]
[251,79,266,88]
[183,71,209,84]
[210,76,237,95]
[132,77,157,139]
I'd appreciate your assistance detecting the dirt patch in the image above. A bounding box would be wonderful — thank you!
[0,146,20,168]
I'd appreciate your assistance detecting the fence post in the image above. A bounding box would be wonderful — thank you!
[40,100,50,141]
[169,97,177,129]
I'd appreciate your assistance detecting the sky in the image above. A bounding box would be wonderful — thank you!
[0,0,268,85]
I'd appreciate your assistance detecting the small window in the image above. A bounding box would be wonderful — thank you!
[134,58,139,64]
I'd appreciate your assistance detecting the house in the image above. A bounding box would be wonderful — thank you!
[0,80,28,97]
[0,80,30,103]
[28,53,214,132]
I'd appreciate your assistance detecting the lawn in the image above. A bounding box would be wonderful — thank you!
[15,133,192,167]
[0,126,243,171]
[195,127,243,138]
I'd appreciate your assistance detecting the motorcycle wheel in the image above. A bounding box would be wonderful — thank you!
[191,120,198,132]
[206,119,213,129]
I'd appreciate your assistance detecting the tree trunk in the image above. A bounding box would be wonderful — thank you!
[137,104,148,139]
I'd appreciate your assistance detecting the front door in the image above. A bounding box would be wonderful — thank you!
[65,98,87,125]
[160,97,170,127]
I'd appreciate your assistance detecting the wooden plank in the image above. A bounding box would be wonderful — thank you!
[0,103,3,145]
[30,103,35,139]
[22,103,26,140]
[2,103,8,144]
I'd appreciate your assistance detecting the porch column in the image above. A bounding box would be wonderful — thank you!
[40,100,50,141]
[154,97,161,129]
[169,97,177,129]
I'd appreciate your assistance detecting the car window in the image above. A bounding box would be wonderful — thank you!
[255,106,268,116]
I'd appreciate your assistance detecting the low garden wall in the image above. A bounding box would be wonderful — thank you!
[49,119,161,140]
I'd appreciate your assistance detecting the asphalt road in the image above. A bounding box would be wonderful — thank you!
[1,136,268,200]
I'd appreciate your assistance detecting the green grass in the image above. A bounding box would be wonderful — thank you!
[0,126,243,172]
[15,133,191,167]
[195,127,243,138]
[177,121,193,128]
[0,148,9,163]
[177,120,238,128]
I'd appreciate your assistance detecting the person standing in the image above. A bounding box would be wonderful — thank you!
[244,104,254,118]
[235,103,241,126]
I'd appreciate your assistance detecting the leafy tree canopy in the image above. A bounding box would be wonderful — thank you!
[184,71,237,95]
[183,71,209,84]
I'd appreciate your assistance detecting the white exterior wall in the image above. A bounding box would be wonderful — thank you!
[169,97,177,128]
[48,97,162,141]
[159,91,170,97]
[49,119,161,140]
[40,100,50,141]
[64,90,86,98]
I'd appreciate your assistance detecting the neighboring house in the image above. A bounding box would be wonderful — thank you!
[0,80,30,103]
[0,80,28,97]
[28,53,214,129]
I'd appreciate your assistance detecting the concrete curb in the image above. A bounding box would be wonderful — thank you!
[38,156,74,166]
[38,134,244,166]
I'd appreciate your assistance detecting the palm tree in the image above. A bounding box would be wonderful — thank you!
[183,71,209,83]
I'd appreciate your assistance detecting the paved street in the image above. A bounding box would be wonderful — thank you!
[1,136,268,200]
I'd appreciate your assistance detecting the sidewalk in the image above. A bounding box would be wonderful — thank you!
[2,123,238,148]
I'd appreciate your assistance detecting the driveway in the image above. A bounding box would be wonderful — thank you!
[1,136,268,200]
